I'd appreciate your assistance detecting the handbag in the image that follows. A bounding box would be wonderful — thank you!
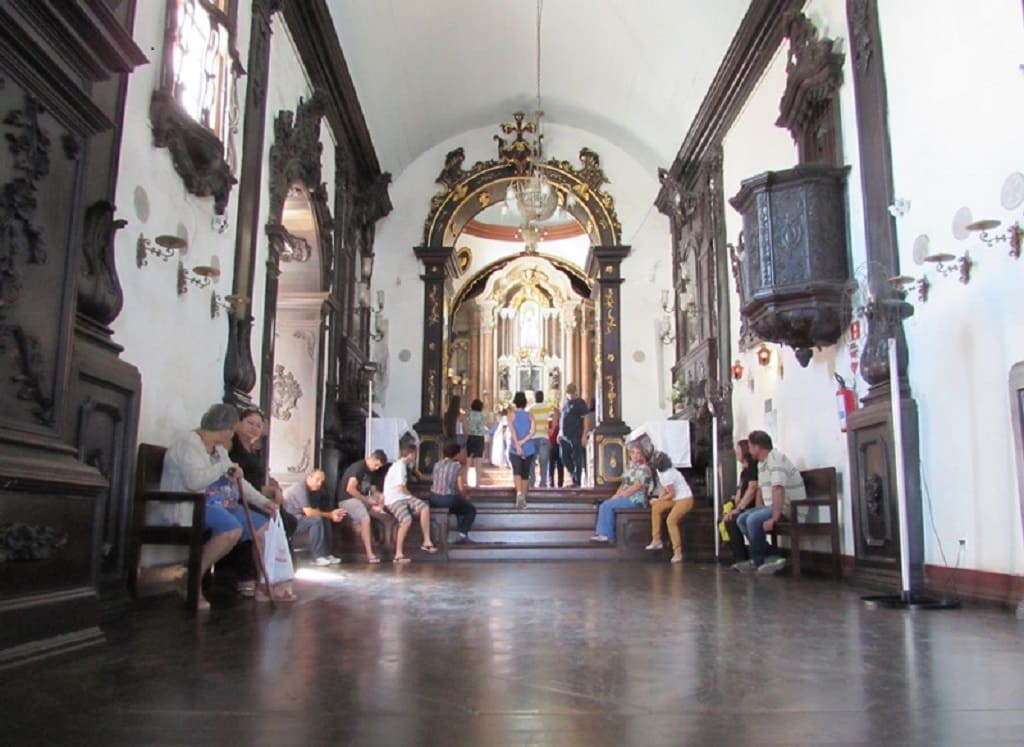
[261,512,295,585]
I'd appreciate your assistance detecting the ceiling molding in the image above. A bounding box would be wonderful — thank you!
[461,219,585,243]
[656,0,805,206]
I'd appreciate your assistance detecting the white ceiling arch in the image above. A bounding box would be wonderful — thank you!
[327,0,750,179]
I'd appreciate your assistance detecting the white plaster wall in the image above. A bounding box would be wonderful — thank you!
[373,122,672,428]
[879,0,1024,575]
[722,0,871,558]
[113,2,253,444]
[112,7,331,449]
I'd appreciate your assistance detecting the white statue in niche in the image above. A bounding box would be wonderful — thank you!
[518,300,540,350]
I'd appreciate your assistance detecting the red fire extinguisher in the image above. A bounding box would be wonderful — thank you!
[835,373,857,432]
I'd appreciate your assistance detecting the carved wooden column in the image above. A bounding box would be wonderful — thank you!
[845,0,925,591]
[587,245,631,486]
[223,0,281,407]
[413,246,454,473]
[0,0,146,665]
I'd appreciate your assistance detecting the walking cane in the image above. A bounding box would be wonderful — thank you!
[234,472,276,609]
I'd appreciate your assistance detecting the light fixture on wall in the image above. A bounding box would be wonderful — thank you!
[658,317,675,346]
[178,256,220,296]
[137,233,186,267]
[370,289,385,342]
[923,252,971,285]
[731,359,744,380]
[504,0,558,229]
[756,344,772,367]
[660,289,674,314]
[969,217,1023,260]
[890,273,930,303]
[210,291,248,319]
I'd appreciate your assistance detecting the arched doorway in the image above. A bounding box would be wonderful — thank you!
[414,116,631,485]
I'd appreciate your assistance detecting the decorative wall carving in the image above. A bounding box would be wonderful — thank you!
[288,438,312,473]
[776,12,844,165]
[78,201,127,326]
[0,523,68,563]
[268,92,326,221]
[271,363,302,420]
[149,90,237,215]
[425,118,622,248]
[293,329,317,359]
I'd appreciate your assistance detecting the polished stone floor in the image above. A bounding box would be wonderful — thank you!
[3,562,1024,746]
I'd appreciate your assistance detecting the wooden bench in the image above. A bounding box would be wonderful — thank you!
[330,505,450,562]
[769,467,841,578]
[613,504,716,562]
[127,444,207,614]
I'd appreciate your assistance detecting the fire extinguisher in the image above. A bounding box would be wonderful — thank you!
[835,373,857,433]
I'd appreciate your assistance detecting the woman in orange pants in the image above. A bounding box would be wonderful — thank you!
[645,452,694,562]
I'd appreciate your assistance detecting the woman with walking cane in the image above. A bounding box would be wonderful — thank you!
[161,404,295,608]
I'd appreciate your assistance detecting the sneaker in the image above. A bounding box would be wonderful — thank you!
[326,555,342,565]
[757,557,787,575]
[644,540,664,551]
[732,560,756,573]
[515,495,527,509]
[312,556,333,567]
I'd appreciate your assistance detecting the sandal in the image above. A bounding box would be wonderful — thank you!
[236,580,256,598]
[393,556,412,564]
[420,544,438,554]
[256,587,298,603]
[367,556,382,564]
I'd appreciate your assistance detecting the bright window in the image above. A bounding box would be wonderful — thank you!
[170,0,234,138]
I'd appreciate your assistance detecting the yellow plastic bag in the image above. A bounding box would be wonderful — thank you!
[718,500,735,541]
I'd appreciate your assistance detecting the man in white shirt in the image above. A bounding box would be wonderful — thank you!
[736,430,806,575]
[383,443,438,562]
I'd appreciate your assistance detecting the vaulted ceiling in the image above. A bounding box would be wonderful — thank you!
[327,0,750,179]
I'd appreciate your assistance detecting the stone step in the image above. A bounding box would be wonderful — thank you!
[464,509,597,531]
[460,528,597,544]
[448,542,618,561]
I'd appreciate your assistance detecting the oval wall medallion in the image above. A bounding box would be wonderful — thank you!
[398,349,412,362]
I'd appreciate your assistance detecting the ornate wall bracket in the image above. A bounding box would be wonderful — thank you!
[149,90,236,215]
[729,164,851,366]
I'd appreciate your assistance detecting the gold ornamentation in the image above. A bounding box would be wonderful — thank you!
[427,369,437,416]
[428,284,441,325]
[428,342,436,350]
[477,191,492,208]
[605,375,617,420]
[609,457,619,469]
[604,288,616,331]
[604,264,613,274]
[456,246,472,273]
[607,353,615,362]
[495,112,536,175]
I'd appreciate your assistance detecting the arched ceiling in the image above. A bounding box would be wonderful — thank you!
[327,0,750,178]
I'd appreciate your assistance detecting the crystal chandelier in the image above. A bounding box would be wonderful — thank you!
[505,0,558,229]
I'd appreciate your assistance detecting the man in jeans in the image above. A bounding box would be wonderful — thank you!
[528,390,556,488]
[735,430,806,575]
[558,383,589,488]
[283,470,345,566]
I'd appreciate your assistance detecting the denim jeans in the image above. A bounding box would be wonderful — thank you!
[428,492,478,535]
[559,437,585,487]
[595,497,638,541]
[292,515,330,558]
[736,506,774,566]
[530,438,551,487]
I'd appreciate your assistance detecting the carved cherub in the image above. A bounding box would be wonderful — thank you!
[436,147,467,191]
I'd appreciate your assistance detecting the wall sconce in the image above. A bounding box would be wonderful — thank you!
[924,252,971,285]
[210,291,249,319]
[370,289,385,341]
[136,233,186,267]
[659,316,675,346]
[177,257,220,296]
[891,274,931,303]
[660,288,673,314]
[969,218,1022,260]
[731,359,744,380]
[887,197,911,218]
[756,344,772,367]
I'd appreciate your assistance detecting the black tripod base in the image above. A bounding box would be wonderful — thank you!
[861,592,961,610]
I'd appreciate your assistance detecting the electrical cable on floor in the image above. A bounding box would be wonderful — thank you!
[920,466,961,602]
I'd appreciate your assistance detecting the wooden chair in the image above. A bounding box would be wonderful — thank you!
[127,444,207,614]
[770,467,841,578]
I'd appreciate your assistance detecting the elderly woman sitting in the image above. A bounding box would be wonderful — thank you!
[589,441,654,544]
[161,403,285,607]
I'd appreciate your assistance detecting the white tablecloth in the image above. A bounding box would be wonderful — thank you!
[367,417,417,461]
[627,420,691,468]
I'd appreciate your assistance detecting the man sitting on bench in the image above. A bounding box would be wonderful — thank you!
[735,430,806,575]
[283,469,345,567]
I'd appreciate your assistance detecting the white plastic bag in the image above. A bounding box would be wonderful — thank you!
[261,512,294,585]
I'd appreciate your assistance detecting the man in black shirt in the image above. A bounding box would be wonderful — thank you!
[337,449,391,562]
[558,383,590,488]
